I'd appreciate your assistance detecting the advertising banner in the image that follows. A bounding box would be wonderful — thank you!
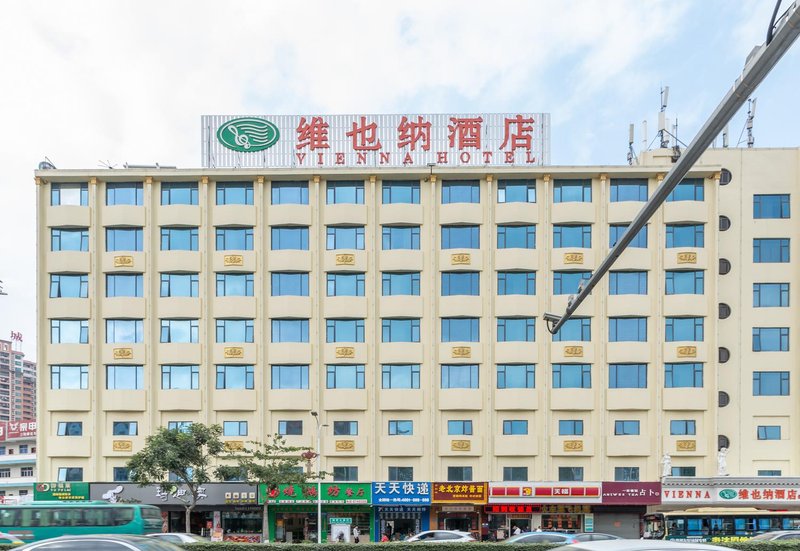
[90,483,258,505]
[432,482,487,504]
[34,482,89,501]
[259,483,371,505]
[602,482,662,505]
[0,420,37,441]
[489,482,602,504]
[372,482,431,505]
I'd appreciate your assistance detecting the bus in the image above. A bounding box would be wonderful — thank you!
[644,508,800,542]
[0,501,163,542]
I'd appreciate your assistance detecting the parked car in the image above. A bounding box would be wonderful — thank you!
[750,530,800,541]
[553,539,732,551]
[406,530,476,542]
[503,531,581,544]
[573,533,622,542]
[17,535,183,550]
[0,532,24,546]
[148,532,209,544]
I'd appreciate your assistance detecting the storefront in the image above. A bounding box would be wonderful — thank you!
[431,482,487,539]
[599,481,661,538]
[372,481,431,541]
[660,477,800,511]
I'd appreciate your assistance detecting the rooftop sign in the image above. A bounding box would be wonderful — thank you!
[202,113,550,169]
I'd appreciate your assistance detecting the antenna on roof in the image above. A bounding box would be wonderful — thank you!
[99,160,117,169]
[627,123,638,165]
[659,86,670,148]
[745,97,757,148]
[722,125,729,148]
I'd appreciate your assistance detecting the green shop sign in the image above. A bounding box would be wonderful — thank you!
[259,483,371,505]
[216,117,280,152]
[34,482,89,501]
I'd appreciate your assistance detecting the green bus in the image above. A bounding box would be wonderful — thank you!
[0,501,163,542]
[644,508,800,542]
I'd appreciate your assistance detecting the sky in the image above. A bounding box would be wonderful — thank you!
[0,0,798,360]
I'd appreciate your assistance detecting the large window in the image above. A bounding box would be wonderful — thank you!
[757,425,781,440]
[223,421,248,437]
[609,224,647,248]
[497,364,535,389]
[51,319,88,344]
[614,420,640,435]
[559,467,584,482]
[441,225,480,249]
[753,283,790,307]
[327,273,365,297]
[666,317,704,342]
[327,181,364,204]
[753,372,790,396]
[753,194,790,219]
[278,421,303,435]
[57,422,83,436]
[161,365,199,390]
[441,364,479,389]
[106,365,144,390]
[609,317,647,342]
[271,227,309,250]
[382,225,420,250]
[388,467,414,481]
[442,180,479,204]
[272,181,309,205]
[447,467,473,482]
[552,317,590,342]
[165,422,189,433]
[160,273,199,297]
[448,420,473,435]
[666,224,704,248]
[216,365,255,389]
[160,319,199,343]
[326,319,365,343]
[752,327,789,351]
[271,365,309,389]
[57,468,84,482]
[667,178,704,201]
[106,227,143,252]
[382,364,420,389]
[502,420,528,435]
[216,319,254,343]
[107,274,143,297]
[441,317,479,342]
[326,364,365,389]
[670,420,696,435]
[497,225,536,249]
[497,271,535,295]
[216,227,254,251]
[334,421,358,436]
[554,179,591,202]
[106,319,144,343]
[51,182,88,206]
[615,467,640,482]
[497,179,535,203]
[553,271,592,295]
[106,182,143,206]
[50,274,89,298]
[51,365,89,389]
[51,228,89,251]
[271,319,309,343]
[665,363,704,388]
[559,420,584,436]
[382,180,420,204]
[497,317,535,342]
[216,182,253,205]
[333,466,358,482]
[161,182,198,205]
[552,364,591,389]
[272,272,309,296]
[609,271,647,295]
[382,272,420,296]
[216,273,254,296]
[160,227,199,251]
[382,318,421,343]
[553,225,592,248]
[441,272,479,296]
[610,179,647,202]
[609,364,647,389]
[388,420,414,435]
[327,226,365,250]
[753,238,790,263]
[666,270,704,295]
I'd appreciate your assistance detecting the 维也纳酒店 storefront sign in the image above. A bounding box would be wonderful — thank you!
[259,483,371,505]
[489,483,602,504]
[372,482,431,505]
[432,482,487,503]
[201,113,550,169]
[602,482,662,505]
[34,482,89,501]
[662,480,800,505]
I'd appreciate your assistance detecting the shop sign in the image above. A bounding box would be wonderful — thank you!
[432,482,487,504]
[584,513,594,532]
[0,420,37,441]
[541,504,592,513]
[224,491,258,505]
[485,504,539,514]
[602,482,662,505]
[490,483,601,504]
[661,487,713,503]
[441,505,475,512]
[90,483,257,505]
[34,482,89,501]
[378,506,428,513]
[330,517,352,525]
[260,483,371,504]
[212,511,223,542]
[663,484,800,504]
[373,482,431,505]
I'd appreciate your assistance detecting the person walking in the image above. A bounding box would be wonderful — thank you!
[513,525,522,536]
[353,526,361,543]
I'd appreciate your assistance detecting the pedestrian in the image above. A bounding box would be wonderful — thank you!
[535,526,542,532]
[513,525,522,536]
[353,525,360,543]
[381,533,389,542]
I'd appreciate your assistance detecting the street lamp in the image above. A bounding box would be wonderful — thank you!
[310,411,328,543]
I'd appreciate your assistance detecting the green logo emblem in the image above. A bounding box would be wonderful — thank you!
[217,117,280,152]
[719,489,737,500]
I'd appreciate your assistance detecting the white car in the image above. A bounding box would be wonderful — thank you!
[554,539,732,551]
[406,530,476,542]
[147,533,209,544]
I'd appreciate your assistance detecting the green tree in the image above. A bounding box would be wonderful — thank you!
[127,423,226,534]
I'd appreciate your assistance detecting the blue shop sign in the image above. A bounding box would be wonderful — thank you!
[372,482,431,505]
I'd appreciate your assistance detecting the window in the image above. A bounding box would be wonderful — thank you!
[113,467,131,482]
[754,194,790,218]
[552,318,590,342]
[271,365,309,389]
[382,319,421,343]
[106,365,143,390]
[610,179,647,202]
[753,371,790,396]
[388,420,413,435]
[21,467,34,477]
[160,319,199,343]
[666,224,704,248]
[608,271,647,295]
[666,317,704,342]
[57,467,84,482]
[106,319,144,343]
[271,227,309,250]
[57,422,83,436]
[497,364,535,389]
[215,319,254,343]
[441,364,479,389]
[50,274,88,298]
[382,226,420,250]
[326,319,365,343]
[327,181,364,204]
[497,225,536,249]
[326,364,365,389]
[671,467,696,477]
[554,179,591,202]
[165,421,189,433]
[50,366,88,389]
[216,227,254,250]
[334,421,358,436]
[559,420,583,436]
[502,466,528,481]
[614,467,640,481]
[753,327,790,351]
[609,318,647,342]
[160,227,199,251]
[670,420,696,435]
[442,180,479,204]
[161,182,198,205]
[271,319,309,343]
[502,420,528,435]
[216,273,254,296]
[758,470,782,477]
[388,466,414,481]
[382,272,420,296]
[51,228,89,251]
[382,364,420,389]
[447,467,473,482]
[327,226,365,250]
[558,467,584,482]
[497,317,535,342]
[667,178,704,201]
[51,182,88,206]
[552,364,591,389]
[609,364,647,389]
[497,179,535,203]
[278,420,303,435]
[216,365,255,390]
[441,318,479,342]
[754,238,791,263]
[273,272,309,296]
[442,272,479,296]
[757,425,781,440]
[161,365,199,390]
[614,420,640,435]
[50,320,88,344]
[497,271,535,295]
[666,270,704,295]
[333,466,358,482]
[448,420,473,435]
[216,182,253,205]
[272,181,309,205]
[382,180,420,204]
[159,273,199,298]
[106,227,143,252]
[753,283,790,307]
[441,225,480,249]
[107,274,144,297]
[553,224,592,248]
[609,224,647,248]
[223,421,248,436]
[665,363,704,388]
[326,273,365,297]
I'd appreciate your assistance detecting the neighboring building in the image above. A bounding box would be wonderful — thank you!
[0,340,37,422]
[0,424,37,503]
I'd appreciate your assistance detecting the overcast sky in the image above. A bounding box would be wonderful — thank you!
[1,0,798,360]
